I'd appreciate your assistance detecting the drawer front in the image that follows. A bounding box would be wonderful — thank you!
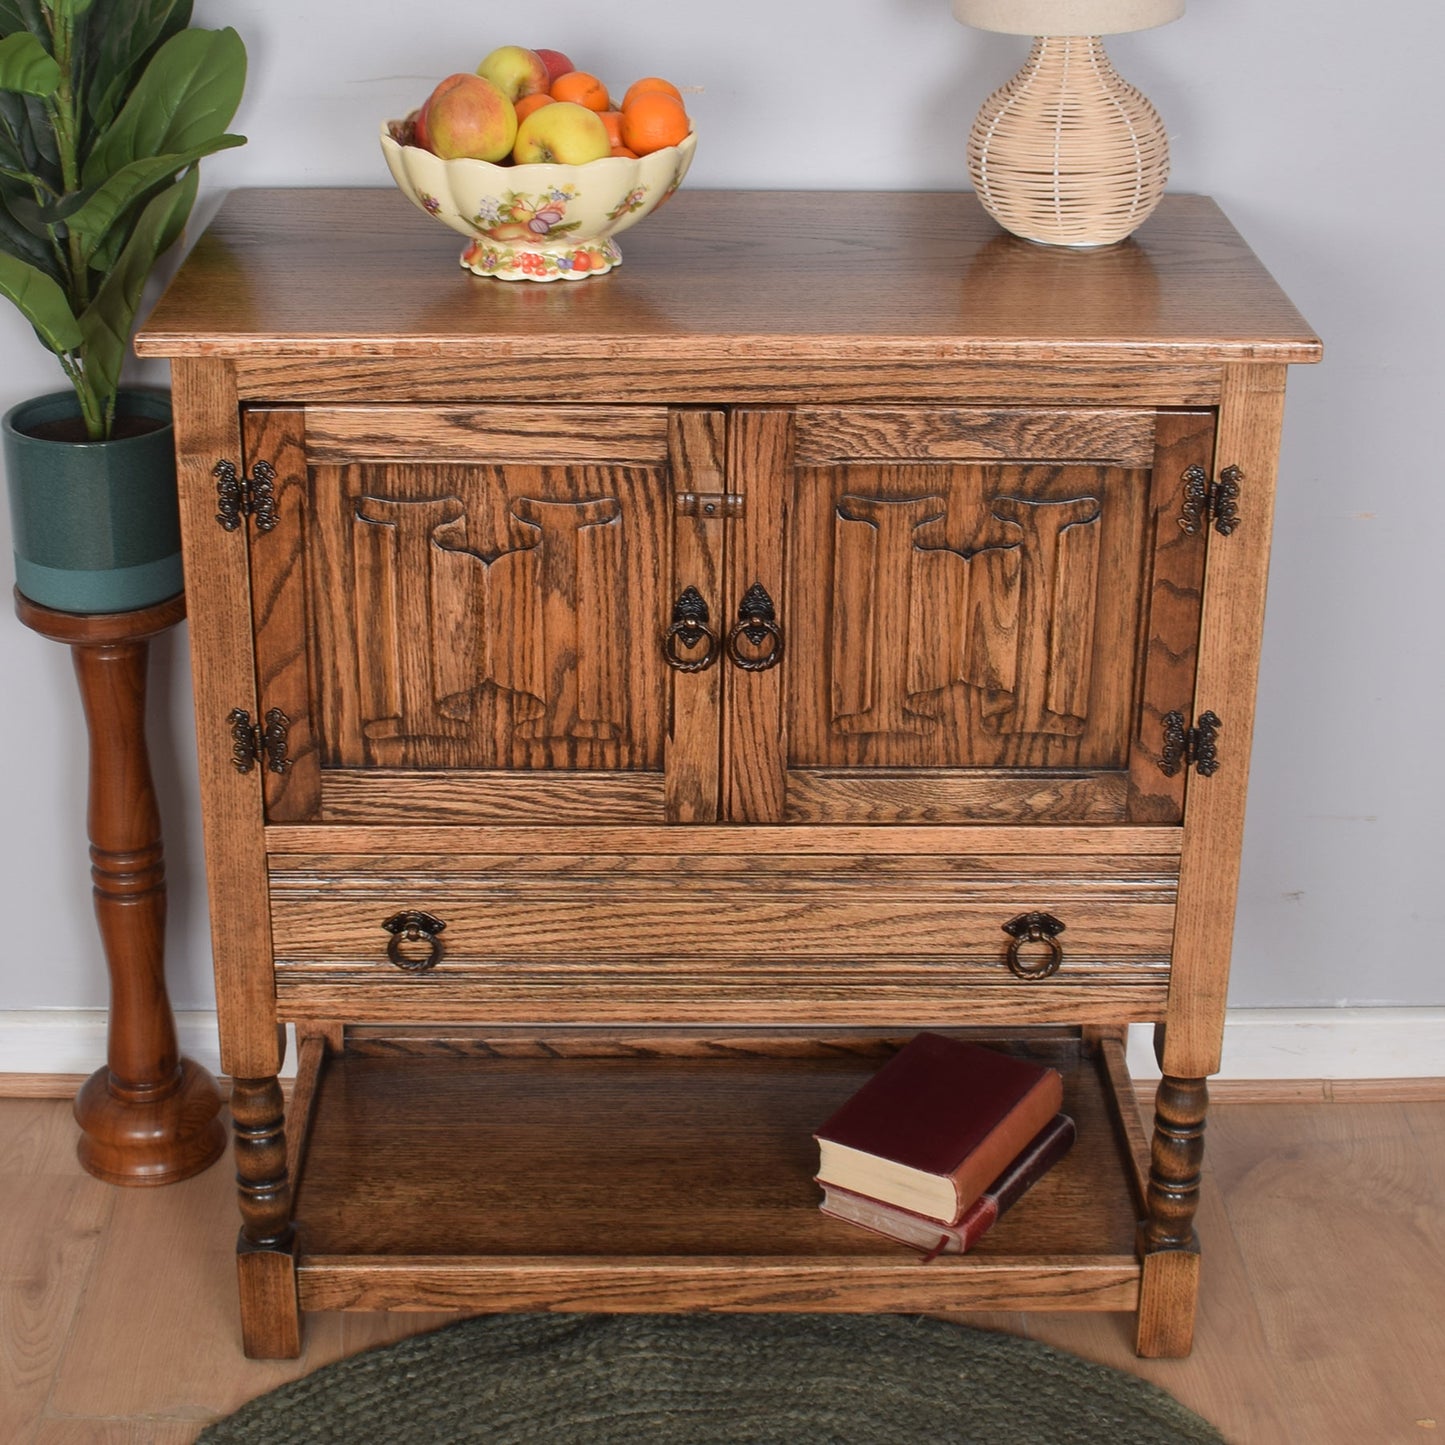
[269,852,1177,1025]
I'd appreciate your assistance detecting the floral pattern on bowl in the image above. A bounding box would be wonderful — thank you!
[380,127,696,283]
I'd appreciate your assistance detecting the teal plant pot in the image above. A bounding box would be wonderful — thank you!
[2,389,183,614]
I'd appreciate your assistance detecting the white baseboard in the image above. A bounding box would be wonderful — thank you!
[1125,1007,1445,1080]
[0,1010,231,1078]
[2,1007,1442,1082]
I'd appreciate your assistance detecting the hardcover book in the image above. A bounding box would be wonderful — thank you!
[813,1033,1064,1223]
[819,1113,1076,1259]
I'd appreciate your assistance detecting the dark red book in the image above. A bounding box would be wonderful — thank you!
[819,1113,1076,1258]
[813,1033,1064,1223]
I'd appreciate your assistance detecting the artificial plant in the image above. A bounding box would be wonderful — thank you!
[0,0,245,439]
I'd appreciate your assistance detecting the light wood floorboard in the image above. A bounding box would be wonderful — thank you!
[3,1096,1441,1444]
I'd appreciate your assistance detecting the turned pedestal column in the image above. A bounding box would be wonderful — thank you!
[16,588,225,1185]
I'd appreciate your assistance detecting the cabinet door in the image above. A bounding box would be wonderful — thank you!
[245,405,726,825]
[726,407,1214,825]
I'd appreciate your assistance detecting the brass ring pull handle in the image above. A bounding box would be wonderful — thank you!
[1002,912,1065,980]
[662,586,719,673]
[725,581,784,673]
[382,910,446,972]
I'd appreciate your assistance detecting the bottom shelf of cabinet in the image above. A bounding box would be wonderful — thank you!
[281,1027,1152,1318]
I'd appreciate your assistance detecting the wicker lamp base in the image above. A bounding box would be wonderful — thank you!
[967,35,1169,248]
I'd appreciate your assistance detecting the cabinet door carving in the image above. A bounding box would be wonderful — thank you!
[730,407,1215,825]
[245,405,727,825]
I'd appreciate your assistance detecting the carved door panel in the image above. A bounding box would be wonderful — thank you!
[245,405,727,825]
[725,407,1215,825]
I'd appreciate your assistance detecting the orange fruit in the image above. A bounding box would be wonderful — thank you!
[619,92,689,155]
[514,92,555,122]
[549,70,610,112]
[621,76,683,111]
[598,110,624,147]
[610,144,639,159]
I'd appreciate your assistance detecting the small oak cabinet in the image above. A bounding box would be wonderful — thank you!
[138,188,1319,1359]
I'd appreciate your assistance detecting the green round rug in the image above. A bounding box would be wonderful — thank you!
[197,1314,1224,1444]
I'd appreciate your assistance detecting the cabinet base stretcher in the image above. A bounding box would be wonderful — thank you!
[232,1027,1201,1360]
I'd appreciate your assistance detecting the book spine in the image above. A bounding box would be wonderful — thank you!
[946,1070,1065,1222]
[952,1114,1076,1249]
[991,1114,1077,1216]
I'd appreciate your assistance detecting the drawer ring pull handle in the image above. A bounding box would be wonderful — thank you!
[1001,912,1065,980]
[726,581,784,673]
[662,586,719,673]
[382,911,446,972]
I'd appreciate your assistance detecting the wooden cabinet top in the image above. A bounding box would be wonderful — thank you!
[137,188,1320,367]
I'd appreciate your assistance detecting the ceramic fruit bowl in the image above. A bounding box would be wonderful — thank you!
[381,123,696,281]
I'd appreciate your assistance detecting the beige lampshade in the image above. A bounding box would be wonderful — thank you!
[952,0,1182,35]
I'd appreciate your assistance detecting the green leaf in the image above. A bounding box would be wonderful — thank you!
[65,132,239,263]
[83,0,192,138]
[75,174,190,416]
[83,144,202,277]
[0,183,61,277]
[0,248,81,351]
[0,31,59,95]
[0,1,48,40]
[82,26,245,186]
[149,153,194,257]
[0,89,61,187]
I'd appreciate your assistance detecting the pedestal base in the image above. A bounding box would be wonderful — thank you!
[75,1057,227,1186]
[16,588,224,1187]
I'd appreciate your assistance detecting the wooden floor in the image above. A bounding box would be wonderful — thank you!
[3,1090,1442,1444]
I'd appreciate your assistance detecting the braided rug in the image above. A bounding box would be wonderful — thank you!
[197,1313,1225,1444]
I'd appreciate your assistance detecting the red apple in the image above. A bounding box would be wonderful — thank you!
[512,101,610,165]
[534,48,575,85]
[424,73,517,162]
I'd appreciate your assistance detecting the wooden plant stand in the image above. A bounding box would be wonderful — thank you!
[16,589,225,1185]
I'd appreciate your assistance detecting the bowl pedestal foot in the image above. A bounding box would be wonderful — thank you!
[460,235,622,281]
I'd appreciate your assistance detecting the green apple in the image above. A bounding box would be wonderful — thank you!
[424,73,517,162]
[512,101,611,164]
[477,45,550,102]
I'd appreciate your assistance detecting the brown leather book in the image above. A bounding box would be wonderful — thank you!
[813,1033,1064,1224]
[819,1114,1076,1258]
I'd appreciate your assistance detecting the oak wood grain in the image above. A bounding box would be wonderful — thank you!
[317,771,667,825]
[137,191,1321,367]
[295,1258,1141,1316]
[793,407,1157,467]
[663,409,727,823]
[245,406,319,824]
[1164,366,1289,1077]
[170,360,280,1079]
[302,404,671,465]
[261,822,1185,857]
[284,1037,1143,1316]
[779,770,1131,823]
[140,187,1319,1360]
[232,356,1228,407]
[1125,409,1214,822]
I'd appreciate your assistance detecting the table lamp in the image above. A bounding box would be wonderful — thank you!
[953,0,1183,247]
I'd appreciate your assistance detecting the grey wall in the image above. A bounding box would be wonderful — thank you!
[1,0,1439,1032]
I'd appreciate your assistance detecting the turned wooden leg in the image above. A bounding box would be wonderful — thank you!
[1136,1073,1207,1357]
[15,591,225,1185]
[231,1074,301,1358]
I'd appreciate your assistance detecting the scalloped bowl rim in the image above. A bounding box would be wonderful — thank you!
[379,124,696,187]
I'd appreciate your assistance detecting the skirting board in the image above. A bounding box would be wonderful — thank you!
[0,1008,1442,1087]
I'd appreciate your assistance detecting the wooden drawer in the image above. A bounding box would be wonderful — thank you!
[269,849,1177,1026]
